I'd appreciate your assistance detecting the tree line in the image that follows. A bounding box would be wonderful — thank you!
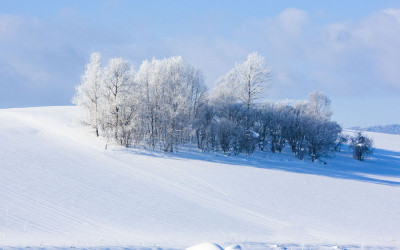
[73,52,372,161]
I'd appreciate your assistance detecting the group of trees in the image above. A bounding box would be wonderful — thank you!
[73,52,207,152]
[73,51,372,161]
[197,90,342,162]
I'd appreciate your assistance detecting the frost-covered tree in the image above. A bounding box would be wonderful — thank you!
[72,52,103,137]
[281,103,307,159]
[212,52,271,110]
[135,56,207,152]
[305,91,332,120]
[73,52,345,162]
[304,118,341,162]
[212,68,240,105]
[284,99,340,161]
[266,103,292,153]
[193,101,216,151]
[135,59,159,148]
[210,52,271,155]
[350,131,374,161]
[102,57,136,146]
[238,52,271,110]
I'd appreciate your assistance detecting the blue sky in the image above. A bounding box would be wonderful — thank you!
[1,0,400,127]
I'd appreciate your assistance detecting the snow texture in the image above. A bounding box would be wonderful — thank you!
[0,106,399,249]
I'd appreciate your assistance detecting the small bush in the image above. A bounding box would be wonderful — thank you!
[350,131,374,161]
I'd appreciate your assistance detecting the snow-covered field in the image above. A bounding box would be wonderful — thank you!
[0,106,399,249]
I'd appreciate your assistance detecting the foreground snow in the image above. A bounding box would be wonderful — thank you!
[0,106,399,249]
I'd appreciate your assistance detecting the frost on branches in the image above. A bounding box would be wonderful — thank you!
[73,51,365,162]
[73,53,207,151]
[212,51,271,110]
[72,52,103,137]
[350,131,374,161]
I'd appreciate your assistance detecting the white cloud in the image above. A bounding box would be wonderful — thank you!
[276,8,309,37]
[216,7,399,119]
[319,8,400,91]
[0,6,399,121]
[256,8,400,98]
[382,8,400,22]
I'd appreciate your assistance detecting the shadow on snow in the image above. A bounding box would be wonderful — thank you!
[115,145,400,187]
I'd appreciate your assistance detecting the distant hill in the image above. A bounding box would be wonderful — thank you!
[350,124,400,135]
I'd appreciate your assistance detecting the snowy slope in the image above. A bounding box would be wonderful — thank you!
[344,129,400,153]
[0,106,399,249]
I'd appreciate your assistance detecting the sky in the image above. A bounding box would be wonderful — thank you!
[0,0,399,127]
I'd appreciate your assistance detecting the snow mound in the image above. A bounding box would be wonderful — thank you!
[187,242,223,250]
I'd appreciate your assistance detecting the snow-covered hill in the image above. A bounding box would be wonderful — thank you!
[0,106,399,249]
[350,124,400,135]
